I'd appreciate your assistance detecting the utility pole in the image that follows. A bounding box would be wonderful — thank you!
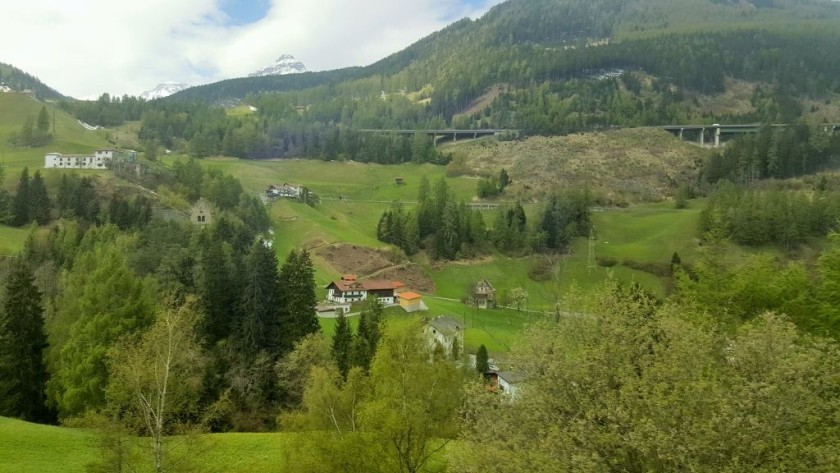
[587,226,596,275]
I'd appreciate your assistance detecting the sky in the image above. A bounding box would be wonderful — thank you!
[0,0,502,99]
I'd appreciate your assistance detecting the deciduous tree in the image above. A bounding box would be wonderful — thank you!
[106,297,205,473]
[47,240,158,417]
[455,282,840,472]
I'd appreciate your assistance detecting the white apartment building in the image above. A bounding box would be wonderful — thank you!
[45,149,115,169]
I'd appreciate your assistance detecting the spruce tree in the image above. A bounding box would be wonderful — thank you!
[416,176,434,237]
[475,344,490,373]
[238,241,282,355]
[279,249,319,350]
[0,164,10,224]
[36,106,50,134]
[34,106,51,145]
[29,170,50,225]
[56,174,70,216]
[0,261,51,422]
[331,310,353,380]
[351,299,383,371]
[198,238,238,345]
[20,116,34,147]
[11,167,30,226]
[499,168,510,189]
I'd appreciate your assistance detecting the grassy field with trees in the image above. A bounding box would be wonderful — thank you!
[3,0,840,465]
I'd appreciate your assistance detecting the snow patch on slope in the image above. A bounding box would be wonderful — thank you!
[141,82,190,100]
[248,54,307,77]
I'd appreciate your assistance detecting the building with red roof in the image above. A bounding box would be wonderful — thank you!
[325,275,406,305]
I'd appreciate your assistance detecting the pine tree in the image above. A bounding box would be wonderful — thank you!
[0,261,51,422]
[0,164,10,224]
[451,335,461,360]
[417,176,434,238]
[34,105,52,146]
[36,105,50,134]
[29,170,50,225]
[238,241,282,355]
[279,249,319,351]
[475,344,490,373]
[11,167,31,226]
[331,310,353,379]
[57,174,71,216]
[19,116,34,147]
[499,168,510,189]
[198,239,239,345]
[351,299,384,371]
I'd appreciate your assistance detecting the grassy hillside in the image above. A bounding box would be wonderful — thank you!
[0,93,110,176]
[195,158,477,201]
[0,93,112,255]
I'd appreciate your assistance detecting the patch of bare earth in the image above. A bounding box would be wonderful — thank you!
[457,128,709,204]
[316,243,435,293]
[453,84,505,120]
[316,244,394,276]
[690,77,758,116]
[375,265,436,294]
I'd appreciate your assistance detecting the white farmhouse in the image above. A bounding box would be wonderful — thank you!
[325,275,405,305]
[425,316,464,355]
[45,149,115,169]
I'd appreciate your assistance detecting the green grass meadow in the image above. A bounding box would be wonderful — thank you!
[0,416,301,473]
[0,416,98,473]
[0,224,30,256]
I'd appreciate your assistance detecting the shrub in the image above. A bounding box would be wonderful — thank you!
[596,256,618,267]
[622,259,671,277]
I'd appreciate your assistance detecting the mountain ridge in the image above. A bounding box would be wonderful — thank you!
[248,54,307,77]
[140,82,190,100]
[166,0,840,106]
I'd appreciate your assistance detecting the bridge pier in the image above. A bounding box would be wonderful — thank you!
[699,128,705,146]
[679,128,684,139]
[714,127,720,147]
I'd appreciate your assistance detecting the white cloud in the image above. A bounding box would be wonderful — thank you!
[0,0,502,99]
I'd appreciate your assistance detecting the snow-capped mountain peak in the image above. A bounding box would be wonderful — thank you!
[248,54,307,77]
[140,82,190,100]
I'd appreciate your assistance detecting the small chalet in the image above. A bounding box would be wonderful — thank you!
[398,291,426,313]
[473,279,496,309]
[426,316,464,355]
[190,198,213,226]
[394,176,405,186]
[485,370,527,398]
[325,275,405,305]
[266,183,302,199]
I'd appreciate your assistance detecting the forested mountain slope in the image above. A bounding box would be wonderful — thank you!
[0,63,66,100]
[57,0,840,160]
